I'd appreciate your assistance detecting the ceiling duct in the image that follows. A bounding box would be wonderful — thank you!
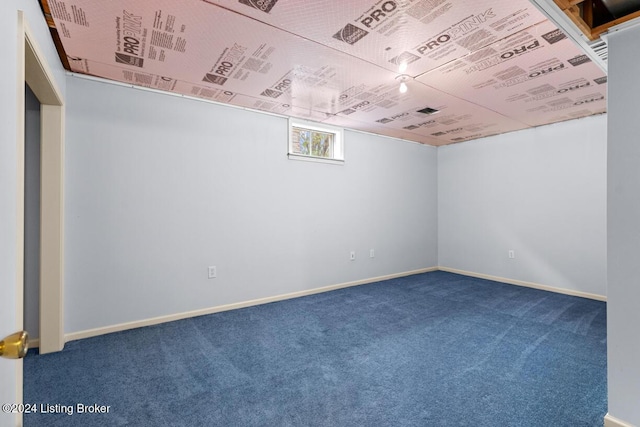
[601,0,640,18]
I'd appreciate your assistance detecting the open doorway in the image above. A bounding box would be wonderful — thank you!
[24,83,41,344]
[20,11,65,355]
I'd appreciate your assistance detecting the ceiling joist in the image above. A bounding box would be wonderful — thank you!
[553,0,640,40]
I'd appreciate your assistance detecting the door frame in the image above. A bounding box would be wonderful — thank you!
[17,11,65,353]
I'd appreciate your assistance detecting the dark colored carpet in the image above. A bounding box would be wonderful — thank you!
[24,271,607,426]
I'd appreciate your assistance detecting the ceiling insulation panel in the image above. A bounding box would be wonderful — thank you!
[417,20,608,127]
[43,0,607,146]
[205,0,547,75]
[322,114,445,146]
[324,80,530,144]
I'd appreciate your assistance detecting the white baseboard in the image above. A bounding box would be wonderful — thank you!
[438,266,606,301]
[40,265,604,349]
[605,413,637,427]
[64,267,438,344]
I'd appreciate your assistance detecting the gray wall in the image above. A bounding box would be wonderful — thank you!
[64,73,610,334]
[438,114,607,297]
[24,84,41,339]
[607,24,640,425]
[64,76,438,334]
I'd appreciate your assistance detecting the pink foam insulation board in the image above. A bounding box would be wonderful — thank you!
[416,20,607,126]
[44,0,606,146]
[323,79,529,144]
[205,0,547,75]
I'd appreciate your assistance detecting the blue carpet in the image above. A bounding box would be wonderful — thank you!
[24,271,607,426]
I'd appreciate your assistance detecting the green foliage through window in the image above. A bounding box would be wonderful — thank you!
[289,120,343,164]
[292,126,335,159]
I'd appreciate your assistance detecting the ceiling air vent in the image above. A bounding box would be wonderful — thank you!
[416,107,439,115]
[588,37,608,62]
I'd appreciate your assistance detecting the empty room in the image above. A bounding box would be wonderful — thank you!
[1,0,639,426]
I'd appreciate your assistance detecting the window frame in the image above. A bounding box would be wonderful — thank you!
[288,118,344,165]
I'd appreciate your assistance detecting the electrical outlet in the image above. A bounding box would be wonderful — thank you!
[370,249,375,258]
[350,251,356,261]
[508,250,515,259]
[208,266,217,278]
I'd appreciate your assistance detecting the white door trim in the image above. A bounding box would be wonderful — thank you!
[21,10,65,357]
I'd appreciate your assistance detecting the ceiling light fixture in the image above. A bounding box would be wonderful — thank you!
[396,74,411,94]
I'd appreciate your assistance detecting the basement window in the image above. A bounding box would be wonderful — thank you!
[288,119,344,165]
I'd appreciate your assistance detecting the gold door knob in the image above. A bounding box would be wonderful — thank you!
[0,331,29,359]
